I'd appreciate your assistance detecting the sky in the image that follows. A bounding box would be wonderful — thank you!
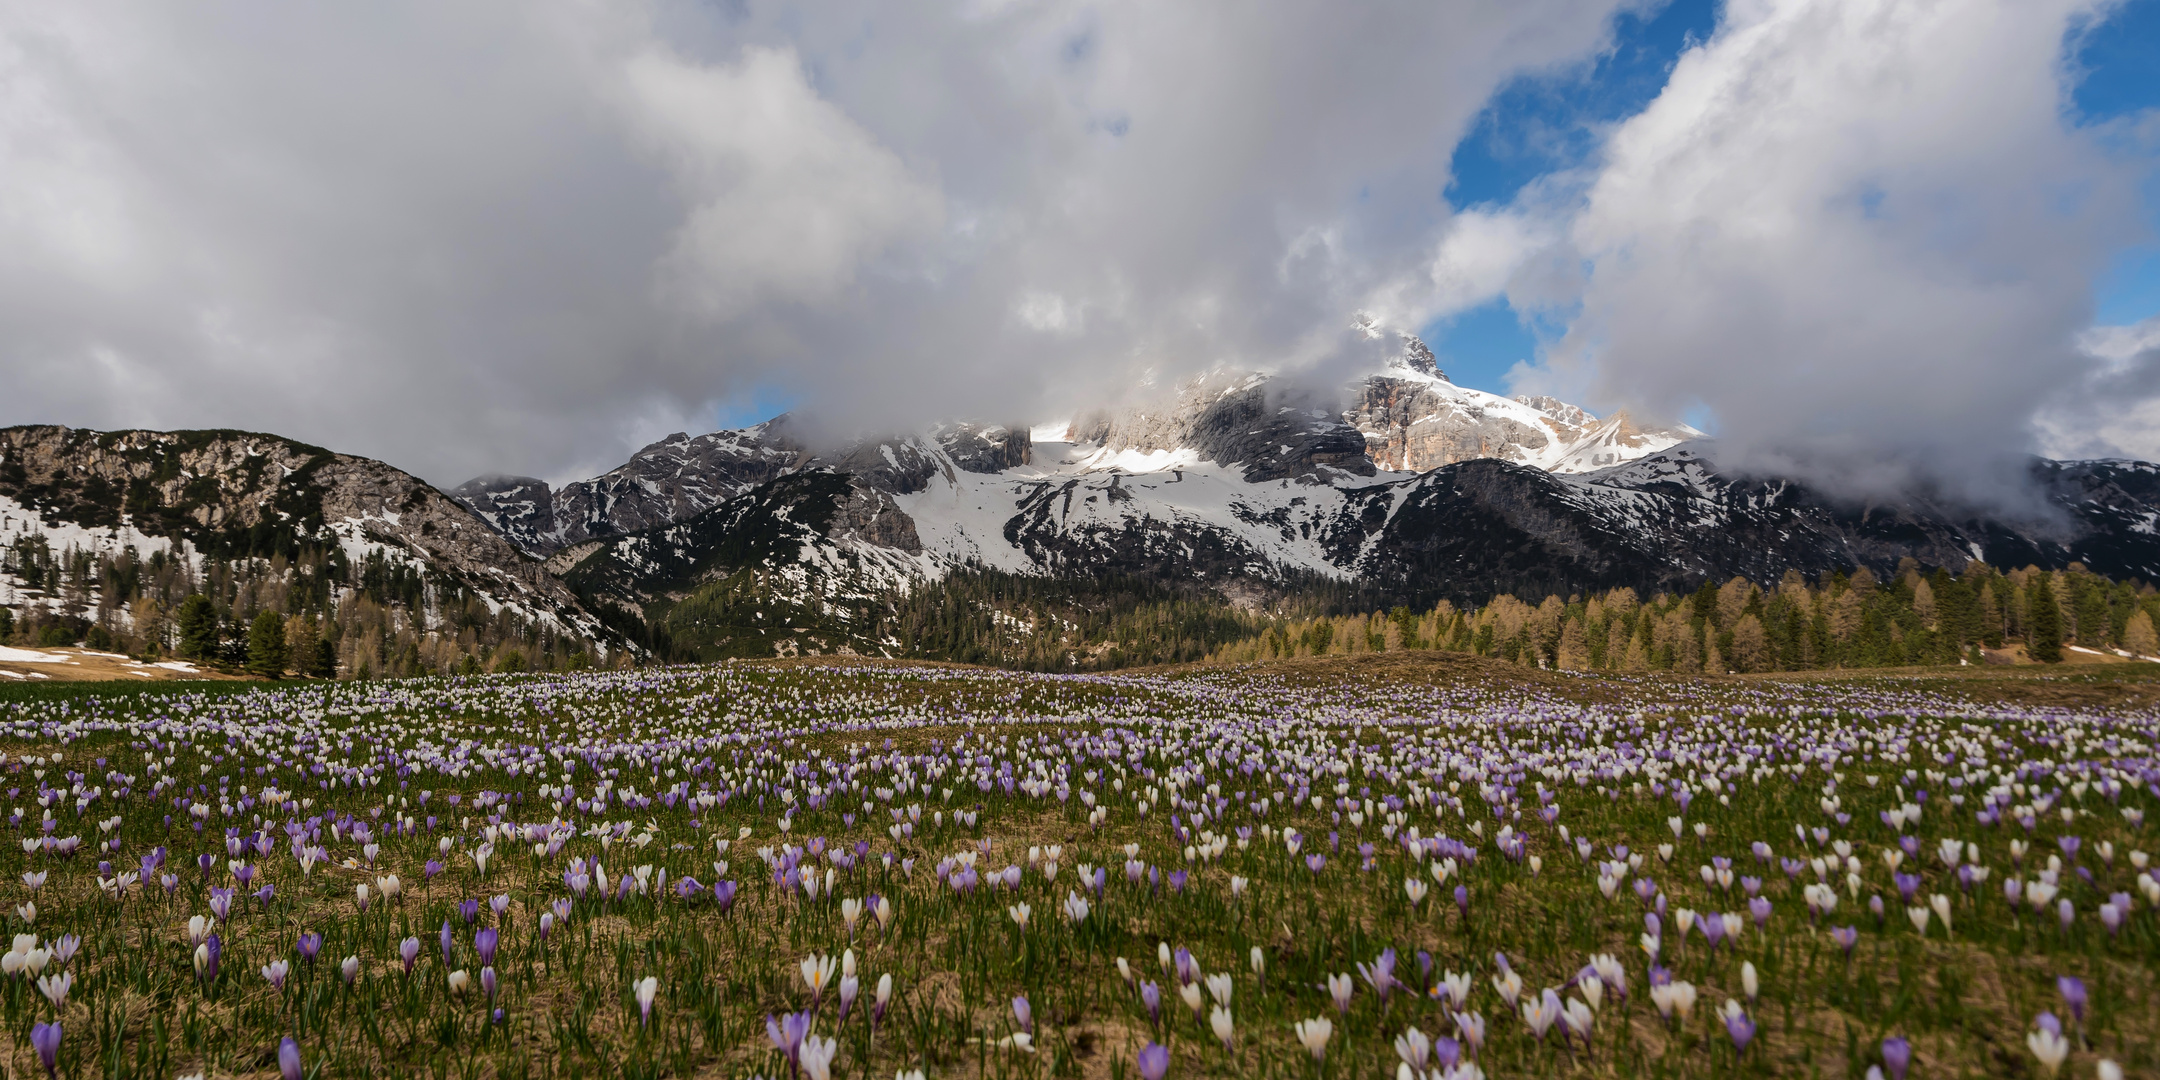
[1,0,2157,501]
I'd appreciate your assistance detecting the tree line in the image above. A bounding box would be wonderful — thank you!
[1207,559,2157,671]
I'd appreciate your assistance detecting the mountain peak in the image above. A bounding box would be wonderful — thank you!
[1391,334,1445,380]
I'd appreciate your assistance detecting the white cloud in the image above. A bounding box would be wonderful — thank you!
[2076,315,2160,368]
[623,45,943,319]
[2038,313,2160,462]
[0,1,1650,482]
[1523,0,2141,503]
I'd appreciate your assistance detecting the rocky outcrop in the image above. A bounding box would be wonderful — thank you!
[456,419,1022,556]
[1341,373,1695,475]
[936,423,1033,474]
[459,422,805,556]
[1345,376,1558,471]
[450,475,555,549]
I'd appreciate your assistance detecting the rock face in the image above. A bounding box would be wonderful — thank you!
[449,476,555,550]
[0,425,617,651]
[456,419,1033,557]
[1345,375,1560,471]
[561,471,859,611]
[1343,364,1692,475]
[1073,372,1377,483]
[935,423,1033,474]
[463,422,805,556]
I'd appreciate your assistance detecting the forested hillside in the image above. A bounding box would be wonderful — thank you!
[1209,559,2158,671]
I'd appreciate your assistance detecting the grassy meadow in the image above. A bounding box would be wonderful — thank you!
[0,654,2151,1079]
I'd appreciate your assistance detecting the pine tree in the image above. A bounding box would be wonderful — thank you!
[310,634,339,679]
[175,595,218,660]
[246,610,287,677]
[2027,576,2064,663]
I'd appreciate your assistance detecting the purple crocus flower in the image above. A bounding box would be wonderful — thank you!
[440,921,455,967]
[1357,948,1398,1002]
[1726,1008,1756,1053]
[1304,854,1326,874]
[30,1021,59,1078]
[1749,896,1772,928]
[2058,976,2087,1023]
[1893,873,1920,903]
[764,1010,812,1065]
[1881,1035,1912,1080]
[400,937,420,975]
[1418,1034,1452,1068]
[459,899,481,925]
[278,1037,302,1080]
[713,880,738,913]
[1012,995,1032,1033]
[1140,981,1163,1024]
[475,927,498,967]
[1455,885,1469,918]
[1137,1042,1169,1080]
[481,966,498,1002]
[296,933,322,963]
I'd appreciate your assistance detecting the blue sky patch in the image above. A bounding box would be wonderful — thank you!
[1446,0,1719,210]
[713,383,800,430]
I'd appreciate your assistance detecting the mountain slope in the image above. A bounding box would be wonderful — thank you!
[453,352,1692,554]
[1336,449,2160,605]
[562,434,2160,628]
[0,425,622,671]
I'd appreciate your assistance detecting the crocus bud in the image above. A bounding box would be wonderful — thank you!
[278,1037,302,1080]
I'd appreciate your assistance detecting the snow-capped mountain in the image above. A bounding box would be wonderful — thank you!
[542,409,2160,649]
[464,341,1696,563]
[1343,338,1697,474]
[446,347,2160,651]
[6,345,2146,671]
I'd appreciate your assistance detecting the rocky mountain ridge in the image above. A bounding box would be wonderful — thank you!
[461,349,1693,558]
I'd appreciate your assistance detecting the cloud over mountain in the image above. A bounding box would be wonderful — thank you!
[0,1,1636,484]
[0,0,2153,505]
